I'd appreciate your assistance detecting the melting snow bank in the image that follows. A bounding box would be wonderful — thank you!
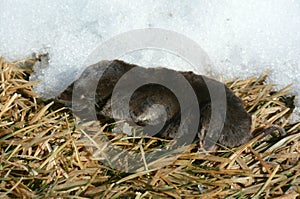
[0,0,299,120]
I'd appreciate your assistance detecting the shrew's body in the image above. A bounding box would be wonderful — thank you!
[57,60,252,149]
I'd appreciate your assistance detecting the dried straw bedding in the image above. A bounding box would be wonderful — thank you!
[0,57,299,198]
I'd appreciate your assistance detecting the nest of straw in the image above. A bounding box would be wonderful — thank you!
[0,57,299,198]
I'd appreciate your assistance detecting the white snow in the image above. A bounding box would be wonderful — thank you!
[0,0,300,119]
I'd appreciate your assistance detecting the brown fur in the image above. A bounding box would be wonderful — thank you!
[57,60,252,148]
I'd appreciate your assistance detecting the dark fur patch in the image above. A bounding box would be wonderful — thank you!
[57,60,252,148]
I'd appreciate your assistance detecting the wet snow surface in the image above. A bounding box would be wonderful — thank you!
[0,0,299,120]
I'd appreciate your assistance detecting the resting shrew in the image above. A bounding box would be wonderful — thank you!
[57,60,252,149]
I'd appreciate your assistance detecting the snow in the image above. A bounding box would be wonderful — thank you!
[0,0,300,119]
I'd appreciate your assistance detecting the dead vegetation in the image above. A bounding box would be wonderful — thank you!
[0,57,299,198]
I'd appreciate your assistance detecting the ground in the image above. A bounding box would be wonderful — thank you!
[0,57,299,198]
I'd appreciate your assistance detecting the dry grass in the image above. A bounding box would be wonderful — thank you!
[0,57,299,198]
